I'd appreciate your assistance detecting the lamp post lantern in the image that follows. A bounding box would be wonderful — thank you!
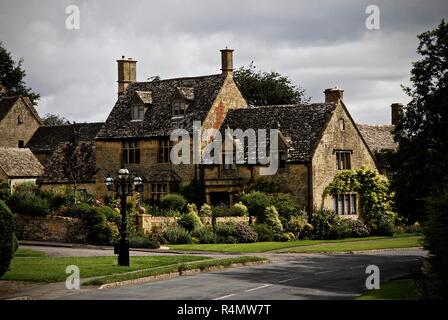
[104,169,143,267]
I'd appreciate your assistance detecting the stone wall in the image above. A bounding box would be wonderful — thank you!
[15,214,88,243]
[135,214,250,234]
[0,97,41,148]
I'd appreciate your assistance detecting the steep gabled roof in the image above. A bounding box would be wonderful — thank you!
[357,124,398,153]
[27,122,104,153]
[96,74,227,139]
[220,103,337,163]
[0,95,43,125]
[37,141,96,184]
[0,147,44,178]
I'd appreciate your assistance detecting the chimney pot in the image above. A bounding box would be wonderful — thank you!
[324,87,344,103]
[391,103,403,126]
[220,48,234,76]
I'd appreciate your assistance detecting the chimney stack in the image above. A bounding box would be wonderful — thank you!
[324,87,344,103]
[391,103,403,126]
[220,48,234,76]
[117,56,137,96]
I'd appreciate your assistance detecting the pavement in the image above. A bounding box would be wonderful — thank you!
[0,244,426,300]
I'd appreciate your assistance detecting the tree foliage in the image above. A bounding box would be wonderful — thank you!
[42,113,71,126]
[0,42,39,103]
[391,20,448,222]
[233,62,309,106]
[0,200,17,277]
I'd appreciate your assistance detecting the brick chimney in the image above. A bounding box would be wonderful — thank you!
[117,56,137,96]
[220,48,234,76]
[324,87,344,103]
[391,103,403,126]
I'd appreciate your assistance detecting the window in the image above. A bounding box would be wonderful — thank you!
[18,140,24,148]
[158,138,172,163]
[122,140,140,164]
[151,183,169,199]
[17,115,23,125]
[279,150,287,169]
[172,101,188,117]
[339,118,345,130]
[335,151,351,170]
[131,104,145,120]
[333,194,357,215]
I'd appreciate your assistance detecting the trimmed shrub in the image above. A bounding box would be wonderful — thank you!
[7,193,51,216]
[178,211,202,232]
[0,182,11,202]
[0,200,17,277]
[234,222,258,243]
[240,191,270,221]
[199,204,213,217]
[232,202,248,217]
[90,221,119,245]
[215,223,238,243]
[287,215,313,239]
[348,219,371,238]
[163,226,192,244]
[310,208,339,240]
[191,226,217,244]
[269,193,299,223]
[129,233,161,249]
[213,202,248,217]
[160,193,187,212]
[264,205,283,233]
[251,224,274,242]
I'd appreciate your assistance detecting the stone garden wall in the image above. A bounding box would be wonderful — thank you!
[15,214,88,243]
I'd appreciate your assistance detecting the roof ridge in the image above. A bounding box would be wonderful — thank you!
[134,73,223,84]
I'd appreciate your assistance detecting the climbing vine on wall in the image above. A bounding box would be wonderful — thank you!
[323,168,396,223]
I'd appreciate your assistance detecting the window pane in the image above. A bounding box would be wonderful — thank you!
[135,149,140,163]
[333,195,338,213]
[338,195,344,215]
[345,195,350,215]
[351,194,357,214]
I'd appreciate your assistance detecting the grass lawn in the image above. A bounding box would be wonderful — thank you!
[167,234,421,253]
[1,255,208,283]
[85,256,267,286]
[356,279,419,300]
[14,248,47,258]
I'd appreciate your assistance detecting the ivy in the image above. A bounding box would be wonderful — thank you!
[323,168,396,223]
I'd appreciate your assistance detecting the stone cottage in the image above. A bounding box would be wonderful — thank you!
[0,92,43,148]
[0,147,44,191]
[94,49,248,200]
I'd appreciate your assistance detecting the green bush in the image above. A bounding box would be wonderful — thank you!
[250,179,281,193]
[287,215,313,239]
[180,179,206,207]
[239,191,270,222]
[310,208,339,240]
[0,182,11,202]
[7,193,51,216]
[129,233,161,249]
[215,223,238,244]
[199,204,213,217]
[348,219,371,238]
[191,226,217,244]
[369,214,395,236]
[90,221,119,245]
[420,187,448,299]
[0,200,17,277]
[251,224,274,242]
[160,193,187,212]
[213,202,248,217]
[264,205,283,233]
[159,209,182,217]
[178,210,202,232]
[163,226,192,244]
[269,193,299,223]
[234,223,258,243]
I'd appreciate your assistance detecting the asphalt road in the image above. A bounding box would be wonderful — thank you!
[61,249,425,300]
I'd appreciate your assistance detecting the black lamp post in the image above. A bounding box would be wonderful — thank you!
[105,169,143,266]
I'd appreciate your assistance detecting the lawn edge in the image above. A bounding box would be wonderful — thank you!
[95,259,269,290]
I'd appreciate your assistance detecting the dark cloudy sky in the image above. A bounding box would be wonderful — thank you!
[1,0,447,124]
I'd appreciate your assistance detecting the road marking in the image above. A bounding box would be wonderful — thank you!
[245,284,272,292]
[213,294,236,300]
[278,277,302,283]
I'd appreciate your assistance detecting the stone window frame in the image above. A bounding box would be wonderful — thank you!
[131,103,145,121]
[158,138,172,163]
[122,140,141,164]
[334,150,352,170]
[333,193,357,215]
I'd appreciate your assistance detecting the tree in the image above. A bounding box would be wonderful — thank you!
[233,62,309,106]
[0,200,17,277]
[391,20,448,223]
[42,113,71,126]
[0,42,39,104]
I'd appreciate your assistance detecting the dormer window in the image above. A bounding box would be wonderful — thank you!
[172,101,188,117]
[131,104,145,120]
